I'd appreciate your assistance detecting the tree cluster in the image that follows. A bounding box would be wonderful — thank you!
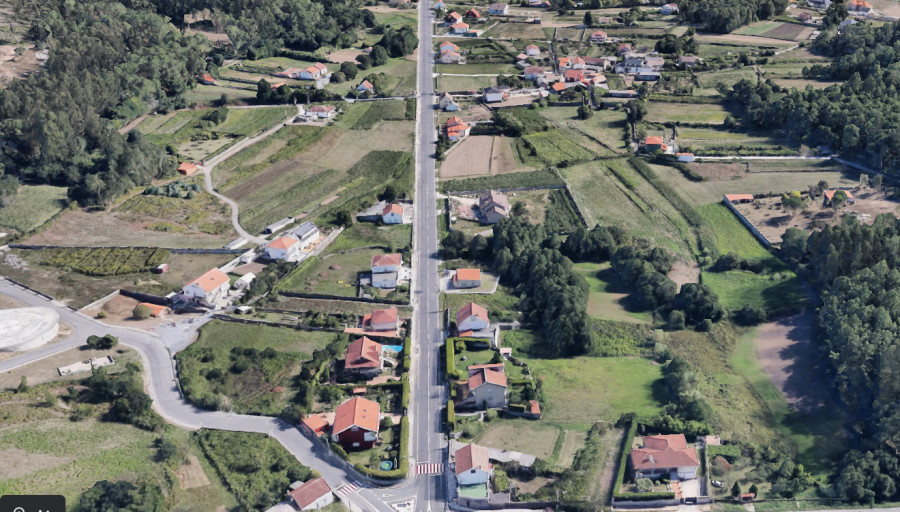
[83,365,162,430]
[654,29,698,55]
[0,0,206,206]
[679,0,788,33]
[78,480,164,512]
[781,214,900,503]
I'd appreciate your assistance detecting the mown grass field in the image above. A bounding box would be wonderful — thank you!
[562,159,696,259]
[735,20,782,35]
[702,270,808,312]
[0,185,69,233]
[573,262,652,324]
[437,74,496,93]
[326,222,412,252]
[184,84,258,105]
[645,101,729,125]
[673,126,786,151]
[696,203,776,263]
[276,247,395,297]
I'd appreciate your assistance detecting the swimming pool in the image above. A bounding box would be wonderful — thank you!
[382,345,403,353]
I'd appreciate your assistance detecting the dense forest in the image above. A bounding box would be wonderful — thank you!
[128,0,377,58]
[678,0,787,33]
[781,215,900,503]
[0,0,206,206]
[727,22,900,173]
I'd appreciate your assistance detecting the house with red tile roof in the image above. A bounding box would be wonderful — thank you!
[445,115,471,141]
[363,307,400,331]
[441,49,463,64]
[848,0,872,12]
[200,73,216,85]
[445,11,462,23]
[590,30,608,42]
[565,69,585,82]
[461,363,507,409]
[300,62,328,80]
[525,44,540,56]
[550,81,566,93]
[527,400,541,419]
[307,105,337,118]
[182,268,230,304]
[371,253,402,273]
[617,43,632,55]
[263,236,300,261]
[466,8,482,18]
[178,162,198,176]
[478,189,510,224]
[287,477,334,510]
[382,203,404,224]
[451,22,469,33]
[453,268,481,289]
[344,336,384,378]
[135,303,169,318]
[824,189,855,205]
[457,302,489,331]
[630,434,700,480]
[440,41,459,53]
[301,414,330,437]
[644,136,665,152]
[331,397,380,450]
[357,80,375,95]
[557,56,571,69]
[455,443,493,485]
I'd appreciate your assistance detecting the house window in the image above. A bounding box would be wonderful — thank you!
[353,442,360,447]
[351,426,358,431]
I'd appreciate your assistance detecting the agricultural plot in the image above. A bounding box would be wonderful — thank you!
[650,163,856,206]
[701,270,807,313]
[695,67,758,88]
[26,185,237,249]
[573,262,651,324]
[482,21,548,39]
[437,74,496,93]
[735,21,782,35]
[276,247,399,297]
[562,160,696,259]
[760,22,813,41]
[507,188,583,233]
[0,185,69,234]
[26,247,169,276]
[675,126,787,152]
[441,136,535,178]
[351,99,414,130]
[184,84,258,105]
[522,129,595,166]
[696,203,778,264]
[645,101,729,125]
[436,62,520,75]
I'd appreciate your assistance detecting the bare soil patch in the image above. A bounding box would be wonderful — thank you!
[0,44,43,85]
[510,475,553,494]
[761,22,807,41]
[175,454,212,489]
[186,28,231,44]
[328,49,364,63]
[0,294,26,310]
[441,136,531,178]
[869,0,900,16]
[687,162,746,181]
[0,346,140,390]
[755,310,829,413]
[0,448,72,480]
[733,188,900,245]
[668,261,700,292]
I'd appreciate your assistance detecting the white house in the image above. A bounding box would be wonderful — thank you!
[293,221,319,249]
[524,66,545,80]
[182,268,230,305]
[382,203,404,224]
[451,22,469,34]
[300,63,328,80]
[482,86,510,103]
[264,236,300,260]
[590,30,607,42]
[441,50,463,64]
[439,92,460,111]
[488,2,509,14]
[455,444,493,486]
[307,105,336,118]
[233,272,255,290]
[457,302,489,332]
[630,434,700,481]
[287,478,334,510]
[462,364,508,409]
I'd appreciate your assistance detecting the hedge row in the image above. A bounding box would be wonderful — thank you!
[446,400,456,430]
[616,491,678,501]
[401,374,410,410]
[612,417,640,499]
[707,444,740,460]
[439,168,564,193]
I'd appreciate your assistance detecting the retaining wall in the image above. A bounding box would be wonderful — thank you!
[721,197,772,248]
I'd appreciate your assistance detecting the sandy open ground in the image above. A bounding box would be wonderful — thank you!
[440,136,527,178]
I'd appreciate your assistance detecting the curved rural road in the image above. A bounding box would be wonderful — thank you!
[0,279,400,512]
[199,105,303,245]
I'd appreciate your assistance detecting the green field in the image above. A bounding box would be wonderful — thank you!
[523,129,595,166]
[326,222,413,253]
[696,203,777,263]
[562,159,696,258]
[184,84,258,105]
[573,262,652,324]
[437,74,496,93]
[177,321,338,414]
[116,182,234,236]
[0,185,69,233]
[646,101,729,125]
[0,385,237,511]
[436,62,520,75]
[502,332,666,427]
[701,270,807,312]
[695,67,758,88]
[276,247,398,297]
[441,285,519,319]
[735,20,782,35]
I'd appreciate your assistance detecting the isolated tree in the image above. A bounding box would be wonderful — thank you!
[732,482,742,498]
[781,194,804,218]
[583,10,594,26]
[749,483,759,497]
[626,98,646,123]
[381,185,398,202]
[43,390,58,407]
[17,376,28,394]
[371,45,390,66]
[831,189,848,214]
[577,105,593,120]
[871,174,883,190]
[340,61,358,80]
[335,210,353,227]
[132,304,153,320]
[86,334,118,349]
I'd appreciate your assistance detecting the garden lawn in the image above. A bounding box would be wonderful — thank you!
[276,247,398,297]
[645,101,729,125]
[701,270,807,313]
[0,185,69,233]
[573,262,652,324]
[325,222,413,252]
[474,421,564,460]
[442,285,519,319]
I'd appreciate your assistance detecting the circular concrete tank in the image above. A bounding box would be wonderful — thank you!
[0,307,60,351]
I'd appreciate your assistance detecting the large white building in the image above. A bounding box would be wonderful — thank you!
[182,268,230,305]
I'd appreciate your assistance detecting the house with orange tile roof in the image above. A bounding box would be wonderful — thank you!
[301,413,330,436]
[451,22,469,33]
[527,399,541,419]
[331,397,380,450]
[357,79,375,95]
[461,363,507,409]
[454,443,493,485]
[848,0,872,12]
[382,203,404,224]
[182,268,230,304]
[453,268,481,289]
[441,49,463,64]
[363,307,400,331]
[287,477,334,510]
[273,67,303,78]
[572,56,585,69]
[557,56,571,69]
[371,253,402,273]
[617,43,632,55]
[344,336,384,378]
[466,8,482,18]
[445,115,471,141]
[445,11,462,23]
[457,302,489,331]
[590,30,608,42]
[630,434,700,480]
[300,62,329,80]
[644,136,665,152]
[565,69,585,82]
[178,162,198,176]
[440,41,459,53]
[307,105,337,118]
[824,189,855,205]
[263,236,300,261]
[200,73,216,85]
[550,81,566,93]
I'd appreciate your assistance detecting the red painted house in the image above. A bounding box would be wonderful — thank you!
[331,397,380,450]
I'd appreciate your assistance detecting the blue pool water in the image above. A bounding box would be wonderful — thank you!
[382,345,403,353]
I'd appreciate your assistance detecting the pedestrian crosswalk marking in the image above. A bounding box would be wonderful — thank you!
[416,462,444,475]
[335,482,360,497]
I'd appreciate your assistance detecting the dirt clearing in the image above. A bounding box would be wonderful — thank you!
[0,346,139,390]
[175,454,212,489]
[754,310,830,413]
[441,136,533,178]
[328,49,364,63]
[668,261,700,291]
[687,162,746,181]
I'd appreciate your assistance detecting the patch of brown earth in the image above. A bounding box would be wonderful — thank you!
[175,453,212,489]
